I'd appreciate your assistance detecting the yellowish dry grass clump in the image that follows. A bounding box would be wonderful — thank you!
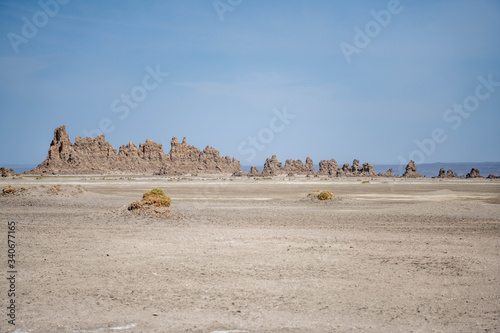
[318,190,335,200]
[307,190,335,200]
[128,188,171,212]
[142,188,171,207]
[48,185,62,194]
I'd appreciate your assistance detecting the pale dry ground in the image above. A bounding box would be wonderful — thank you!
[0,176,499,333]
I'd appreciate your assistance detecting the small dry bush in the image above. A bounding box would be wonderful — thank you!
[2,185,16,195]
[128,188,172,216]
[318,190,335,200]
[142,188,171,207]
[307,190,335,201]
[48,185,62,194]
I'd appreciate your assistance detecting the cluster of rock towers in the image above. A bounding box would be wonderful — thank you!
[14,126,494,179]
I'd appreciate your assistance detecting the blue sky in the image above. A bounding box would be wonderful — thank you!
[1,0,499,167]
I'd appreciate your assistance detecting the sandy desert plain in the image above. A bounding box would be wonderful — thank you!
[0,175,499,333]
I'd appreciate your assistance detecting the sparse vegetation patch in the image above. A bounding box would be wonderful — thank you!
[307,189,335,201]
[142,188,171,207]
[48,185,62,194]
[128,187,172,216]
[318,190,335,200]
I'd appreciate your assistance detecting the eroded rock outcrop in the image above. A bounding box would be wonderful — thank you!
[248,166,261,177]
[361,162,376,177]
[305,157,314,174]
[0,167,16,177]
[317,158,376,177]
[378,168,394,177]
[28,126,241,175]
[157,137,241,175]
[436,168,456,178]
[232,170,247,177]
[466,168,483,179]
[261,155,285,176]
[283,157,315,175]
[336,159,376,177]
[318,159,338,177]
[402,160,424,178]
[31,126,477,179]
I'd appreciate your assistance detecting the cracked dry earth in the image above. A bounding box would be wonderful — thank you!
[0,177,499,332]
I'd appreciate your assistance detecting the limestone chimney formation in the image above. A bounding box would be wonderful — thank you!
[28,126,241,175]
[27,126,450,178]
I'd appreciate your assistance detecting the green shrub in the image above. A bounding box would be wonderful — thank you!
[147,188,165,195]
